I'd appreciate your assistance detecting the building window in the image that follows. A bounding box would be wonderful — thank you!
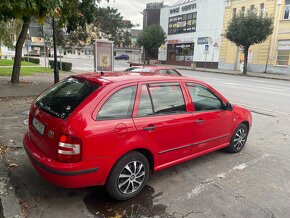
[250,5,255,13]
[260,3,265,16]
[168,12,197,35]
[241,6,246,15]
[233,8,237,18]
[284,0,290,19]
[277,50,289,65]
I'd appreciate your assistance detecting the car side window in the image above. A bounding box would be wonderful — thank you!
[138,85,154,117]
[187,84,222,111]
[97,86,137,120]
[146,83,186,115]
[167,69,179,75]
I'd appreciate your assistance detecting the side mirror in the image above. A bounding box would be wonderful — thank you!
[223,102,233,111]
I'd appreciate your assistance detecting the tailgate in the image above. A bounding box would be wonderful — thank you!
[29,104,65,160]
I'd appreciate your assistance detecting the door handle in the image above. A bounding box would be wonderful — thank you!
[195,119,204,124]
[143,126,156,131]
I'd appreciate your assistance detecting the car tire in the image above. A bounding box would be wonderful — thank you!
[105,151,150,201]
[225,123,248,153]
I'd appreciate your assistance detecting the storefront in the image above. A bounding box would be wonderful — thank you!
[159,0,226,68]
[167,41,194,65]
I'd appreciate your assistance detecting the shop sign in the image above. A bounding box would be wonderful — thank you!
[197,37,209,45]
[167,38,194,44]
[170,3,196,14]
[278,40,290,50]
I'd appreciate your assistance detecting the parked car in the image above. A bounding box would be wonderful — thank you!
[23,72,252,201]
[125,65,182,76]
[115,54,129,60]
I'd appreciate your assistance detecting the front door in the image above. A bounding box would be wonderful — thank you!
[133,82,194,167]
[186,83,232,153]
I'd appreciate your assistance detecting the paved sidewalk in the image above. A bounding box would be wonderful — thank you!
[0,72,72,98]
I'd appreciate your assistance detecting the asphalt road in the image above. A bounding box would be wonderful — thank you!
[1,65,290,217]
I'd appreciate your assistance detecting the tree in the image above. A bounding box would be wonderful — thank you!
[0,0,105,84]
[94,7,133,46]
[123,31,131,47]
[137,24,166,60]
[225,9,273,74]
[0,0,61,83]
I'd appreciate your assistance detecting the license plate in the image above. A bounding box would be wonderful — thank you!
[32,117,45,135]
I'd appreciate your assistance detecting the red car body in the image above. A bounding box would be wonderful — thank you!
[24,72,252,193]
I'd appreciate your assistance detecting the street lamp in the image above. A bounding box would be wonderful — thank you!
[52,17,59,83]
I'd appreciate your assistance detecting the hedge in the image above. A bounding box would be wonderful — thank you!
[21,57,40,64]
[49,60,72,71]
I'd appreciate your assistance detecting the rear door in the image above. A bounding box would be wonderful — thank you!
[133,82,194,166]
[186,83,232,152]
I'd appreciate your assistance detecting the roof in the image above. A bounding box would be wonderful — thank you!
[73,71,204,86]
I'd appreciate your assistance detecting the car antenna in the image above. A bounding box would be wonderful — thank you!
[100,71,104,76]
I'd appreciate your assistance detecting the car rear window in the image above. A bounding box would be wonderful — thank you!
[35,77,99,119]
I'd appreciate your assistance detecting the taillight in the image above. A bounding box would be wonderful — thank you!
[57,134,82,163]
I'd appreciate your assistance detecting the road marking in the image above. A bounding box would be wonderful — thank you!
[186,154,270,199]
[233,102,290,115]
[219,82,283,91]
[0,116,18,120]
[213,83,290,97]
[244,78,290,86]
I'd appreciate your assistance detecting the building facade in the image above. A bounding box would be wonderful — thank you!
[219,0,290,74]
[143,2,164,28]
[160,0,226,68]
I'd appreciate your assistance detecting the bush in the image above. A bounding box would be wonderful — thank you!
[21,57,40,64]
[49,60,72,71]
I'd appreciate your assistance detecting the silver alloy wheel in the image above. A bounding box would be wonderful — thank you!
[233,128,247,150]
[118,161,145,195]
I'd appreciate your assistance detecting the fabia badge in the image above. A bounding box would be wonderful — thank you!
[48,130,54,139]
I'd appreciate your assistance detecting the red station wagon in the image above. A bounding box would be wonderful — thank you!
[23,72,252,200]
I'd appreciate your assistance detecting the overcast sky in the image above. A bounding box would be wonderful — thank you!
[99,0,178,29]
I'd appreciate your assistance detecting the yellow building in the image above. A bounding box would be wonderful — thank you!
[219,0,290,74]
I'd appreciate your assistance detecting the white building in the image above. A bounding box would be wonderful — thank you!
[160,0,226,68]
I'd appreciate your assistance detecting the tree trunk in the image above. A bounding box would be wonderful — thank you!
[243,46,249,75]
[11,19,30,84]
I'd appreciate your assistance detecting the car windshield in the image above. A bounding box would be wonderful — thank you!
[35,77,99,119]
[130,67,152,72]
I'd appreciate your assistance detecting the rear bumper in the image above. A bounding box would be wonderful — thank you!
[23,132,114,188]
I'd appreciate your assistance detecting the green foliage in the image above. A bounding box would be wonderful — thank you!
[21,57,40,64]
[225,9,273,74]
[0,67,52,76]
[137,24,166,59]
[123,31,132,47]
[225,10,273,48]
[49,60,72,71]
[0,59,37,66]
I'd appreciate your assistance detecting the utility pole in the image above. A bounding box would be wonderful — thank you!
[52,17,59,83]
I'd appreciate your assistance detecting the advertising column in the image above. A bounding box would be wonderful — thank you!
[95,40,114,71]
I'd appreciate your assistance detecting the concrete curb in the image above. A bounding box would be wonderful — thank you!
[0,159,23,218]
